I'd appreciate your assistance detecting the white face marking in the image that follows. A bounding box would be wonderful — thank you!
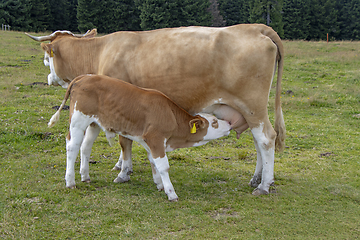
[44,51,50,66]
[198,113,231,141]
[44,51,68,88]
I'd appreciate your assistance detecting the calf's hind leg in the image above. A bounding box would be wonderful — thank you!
[112,136,133,172]
[80,123,101,183]
[114,137,133,183]
[66,112,93,188]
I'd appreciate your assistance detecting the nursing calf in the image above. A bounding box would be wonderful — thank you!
[48,74,231,201]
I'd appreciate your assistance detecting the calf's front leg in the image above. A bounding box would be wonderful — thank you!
[148,151,178,202]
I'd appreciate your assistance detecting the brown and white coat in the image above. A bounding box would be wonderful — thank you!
[48,74,231,201]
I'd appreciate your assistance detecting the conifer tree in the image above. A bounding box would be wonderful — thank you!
[77,0,98,32]
[26,0,51,32]
[307,0,338,40]
[249,0,284,37]
[0,0,29,31]
[342,0,360,39]
[138,0,212,30]
[217,0,250,26]
[282,0,310,39]
[177,0,211,26]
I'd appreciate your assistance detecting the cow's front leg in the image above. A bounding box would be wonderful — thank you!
[250,121,276,195]
[149,151,178,201]
[114,137,133,183]
[80,123,101,183]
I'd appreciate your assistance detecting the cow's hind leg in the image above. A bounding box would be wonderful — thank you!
[250,120,276,195]
[114,137,133,183]
[80,123,101,183]
[249,140,263,188]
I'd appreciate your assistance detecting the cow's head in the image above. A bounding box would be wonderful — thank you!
[189,113,231,146]
[25,29,97,88]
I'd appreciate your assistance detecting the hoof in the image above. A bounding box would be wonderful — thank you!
[156,184,164,191]
[249,176,261,188]
[67,185,76,189]
[82,179,91,183]
[112,166,121,171]
[252,188,269,196]
[169,197,179,202]
[113,176,130,183]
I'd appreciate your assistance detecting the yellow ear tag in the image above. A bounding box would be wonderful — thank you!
[50,49,54,57]
[190,123,196,134]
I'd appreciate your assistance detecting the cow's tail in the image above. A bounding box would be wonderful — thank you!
[263,25,286,152]
[48,76,82,128]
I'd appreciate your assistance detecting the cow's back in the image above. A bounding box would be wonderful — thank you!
[98,24,279,114]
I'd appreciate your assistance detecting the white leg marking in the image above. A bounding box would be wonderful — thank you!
[114,151,133,183]
[66,128,84,188]
[251,123,275,195]
[150,154,178,201]
[148,153,163,191]
[113,152,123,171]
[65,110,93,188]
[249,138,263,188]
[80,124,101,183]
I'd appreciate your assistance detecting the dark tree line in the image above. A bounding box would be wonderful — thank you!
[1,0,360,40]
[218,0,360,40]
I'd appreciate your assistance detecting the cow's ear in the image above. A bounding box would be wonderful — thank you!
[82,29,97,39]
[41,42,54,56]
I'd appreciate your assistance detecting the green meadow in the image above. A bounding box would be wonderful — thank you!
[0,31,359,239]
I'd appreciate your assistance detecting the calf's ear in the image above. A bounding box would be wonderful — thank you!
[189,118,207,133]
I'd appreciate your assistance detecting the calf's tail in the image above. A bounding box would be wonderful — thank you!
[48,76,82,128]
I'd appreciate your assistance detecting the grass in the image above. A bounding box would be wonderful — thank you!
[1,31,360,239]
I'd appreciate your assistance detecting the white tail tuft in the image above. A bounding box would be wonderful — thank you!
[48,111,61,128]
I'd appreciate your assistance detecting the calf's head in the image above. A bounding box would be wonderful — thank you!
[188,113,231,147]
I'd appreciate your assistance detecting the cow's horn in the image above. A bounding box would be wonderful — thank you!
[25,30,90,42]
[73,29,90,37]
[25,32,54,42]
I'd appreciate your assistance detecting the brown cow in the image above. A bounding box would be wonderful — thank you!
[27,24,285,195]
[48,74,231,201]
